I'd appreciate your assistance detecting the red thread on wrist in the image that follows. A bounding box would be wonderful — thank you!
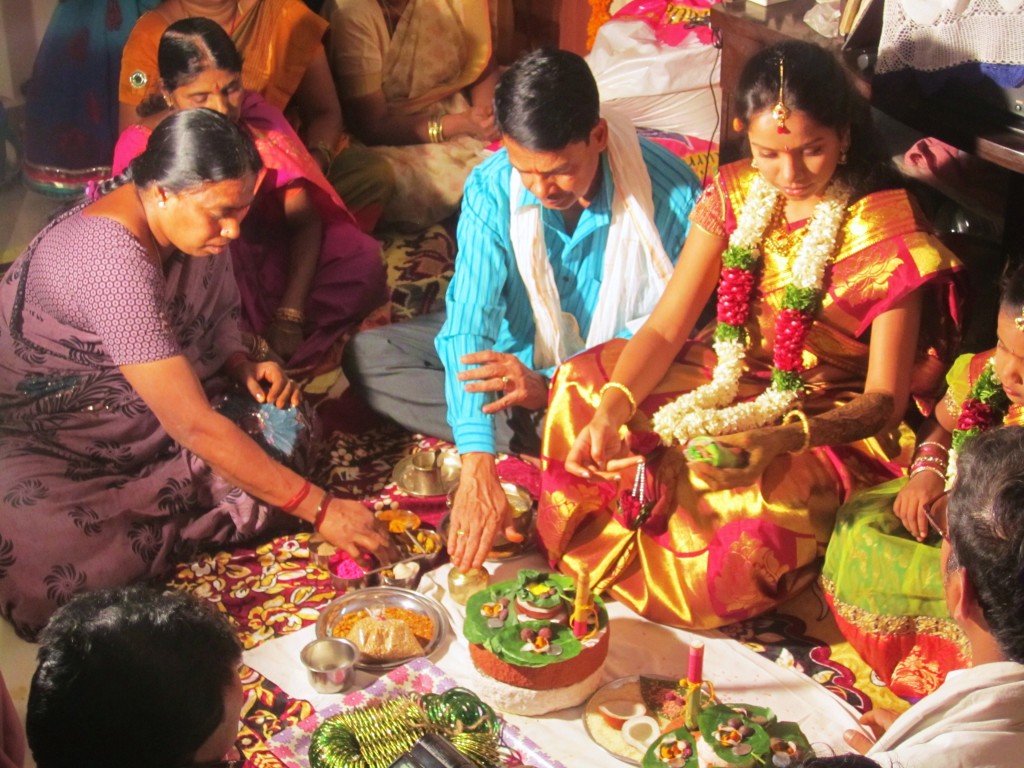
[280,479,312,513]
[313,489,332,531]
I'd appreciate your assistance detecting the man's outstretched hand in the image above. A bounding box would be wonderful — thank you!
[458,350,548,413]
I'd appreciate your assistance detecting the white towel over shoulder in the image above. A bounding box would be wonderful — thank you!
[509,107,674,370]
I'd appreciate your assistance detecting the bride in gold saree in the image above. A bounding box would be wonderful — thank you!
[536,41,963,629]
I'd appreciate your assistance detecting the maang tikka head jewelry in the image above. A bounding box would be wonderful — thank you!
[772,57,790,134]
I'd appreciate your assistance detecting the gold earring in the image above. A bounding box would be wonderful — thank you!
[751,158,758,169]
[1016,306,1024,332]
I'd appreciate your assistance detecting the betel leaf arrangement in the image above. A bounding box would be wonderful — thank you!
[463,570,607,667]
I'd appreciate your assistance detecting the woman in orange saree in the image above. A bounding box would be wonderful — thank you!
[536,41,963,630]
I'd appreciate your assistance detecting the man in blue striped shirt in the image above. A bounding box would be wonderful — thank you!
[343,49,701,570]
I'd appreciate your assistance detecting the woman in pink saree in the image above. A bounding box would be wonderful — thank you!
[113,17,387,373]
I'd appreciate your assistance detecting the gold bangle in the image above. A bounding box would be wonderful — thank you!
[427,116,445,144]
[783,409,811,453]
[599,381,637,419]
[274,307,305,325]
[250,334,270,361]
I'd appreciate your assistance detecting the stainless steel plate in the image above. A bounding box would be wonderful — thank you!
[391,449,461,497]
[315,587,451,671]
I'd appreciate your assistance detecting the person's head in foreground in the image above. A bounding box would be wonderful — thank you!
[26,585,244,768]
[734,40,895,203]
[127,106,261,259]
[945,425,1024,665]
[493,47,606,211]
[994,266,1024,407]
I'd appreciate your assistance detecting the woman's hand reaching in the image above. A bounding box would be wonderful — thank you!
[894,472,947,541]
[318,496,396,562]
[233,358,302,409]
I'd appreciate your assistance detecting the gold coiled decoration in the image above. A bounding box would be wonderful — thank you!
[308,688,503,768]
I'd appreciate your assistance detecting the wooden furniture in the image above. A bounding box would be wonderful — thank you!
[710,0,1024,263]
[494,0,591,63]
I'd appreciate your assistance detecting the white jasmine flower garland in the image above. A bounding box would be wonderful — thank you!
[653,174,851,446]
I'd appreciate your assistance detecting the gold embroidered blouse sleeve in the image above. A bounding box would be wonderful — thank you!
[687,177,728,238]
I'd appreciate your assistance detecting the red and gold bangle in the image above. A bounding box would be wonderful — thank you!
[313,489,332,532]
[280,479,312,513]
[910,464,946,483]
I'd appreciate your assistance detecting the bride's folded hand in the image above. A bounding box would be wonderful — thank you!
[565,419,643,479]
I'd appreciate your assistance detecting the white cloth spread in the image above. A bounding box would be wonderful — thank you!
[868,660,1024,768]
[509,107,674,370]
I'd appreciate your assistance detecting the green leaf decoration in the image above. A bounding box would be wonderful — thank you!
[722,245,757,270]
[483,620,582,667]
[698,704,774,765]
[974,365,1009,407]
[463,572,606,661]
[766,721,813,762]
[781,285,820,312]
[714,323,746,344]
[950,361,1012,454]
[515,572,566,610]
[771,369,804,391]
[642,726,699,768]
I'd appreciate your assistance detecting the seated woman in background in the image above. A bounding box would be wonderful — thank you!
[321,0,500,229]
[27,586,244,768]
[0,109,391,639]
[823,267,1024,701]
[119,0,394,230]
[114,18,387,371]
[536,41,963,630]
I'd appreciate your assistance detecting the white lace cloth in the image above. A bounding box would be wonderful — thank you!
[877,0,1024,74]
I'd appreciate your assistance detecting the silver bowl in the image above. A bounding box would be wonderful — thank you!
[316,587,451,670]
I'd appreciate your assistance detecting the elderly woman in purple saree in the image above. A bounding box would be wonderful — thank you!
[0,109,390,640]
